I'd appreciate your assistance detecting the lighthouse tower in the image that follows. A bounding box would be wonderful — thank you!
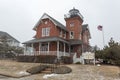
[65,8,83,40]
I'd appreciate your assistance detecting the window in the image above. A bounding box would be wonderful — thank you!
[59,29,62,37]
[70,22,74,27]
[63,31,66,39]
[42,28,50,37]
[42,28,46,36]
[70,31,74,39]
[46,28,50,36]
[71,46,74,52]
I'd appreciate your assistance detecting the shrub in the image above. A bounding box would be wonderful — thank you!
[75,62,81,64]
[53,66,72,74]
[26,65,48,74]
[61,56,73,64]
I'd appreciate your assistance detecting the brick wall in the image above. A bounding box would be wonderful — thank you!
[65,16,83,40]
[35,19,59,39]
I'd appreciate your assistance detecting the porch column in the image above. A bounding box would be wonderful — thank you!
[64,43,65,56]
[48,42,50,53]
[31,43,34,55]
[57,41,59,58]
[69,45,71,54]
[39,43,41,54]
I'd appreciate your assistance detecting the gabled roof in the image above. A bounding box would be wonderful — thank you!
[82,24,91,39]
[33,13,68,31]
[0,31,20,43]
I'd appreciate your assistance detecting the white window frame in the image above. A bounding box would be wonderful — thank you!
[42,27,50,37]
[70,31,74,39]
[46,28,50,36]
[59,29,62,37]
[42,28,45,37]
[63,31,66,39]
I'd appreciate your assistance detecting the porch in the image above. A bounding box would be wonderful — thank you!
[23,37,72,58]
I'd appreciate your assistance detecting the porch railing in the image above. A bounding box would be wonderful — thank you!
[21,51,70,57]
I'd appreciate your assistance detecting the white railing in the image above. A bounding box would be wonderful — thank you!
[21,51,70,57]
[59,51,70,57]
[66,52,70,56]
[23,51,57,56]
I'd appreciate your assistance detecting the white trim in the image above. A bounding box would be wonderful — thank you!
[41,15,49,19]
[59,29,62,37]
[48,42,50,53]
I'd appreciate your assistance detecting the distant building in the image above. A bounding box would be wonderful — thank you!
[0,31,20,47]
[23,8,91,59]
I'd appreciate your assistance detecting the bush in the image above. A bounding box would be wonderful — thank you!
[53,66,72,74]
[61,56,73,64]
[75,62,81,64]
[26,65,48,74]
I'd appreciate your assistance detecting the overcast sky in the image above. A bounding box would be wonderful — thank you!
[0,0,120,48]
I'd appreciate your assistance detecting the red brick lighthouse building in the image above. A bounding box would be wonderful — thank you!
[23,8,91,63]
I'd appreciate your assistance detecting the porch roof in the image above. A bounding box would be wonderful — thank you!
[69,39,82,45]
[23,37,69,44]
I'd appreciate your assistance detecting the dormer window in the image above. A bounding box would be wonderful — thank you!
[70,22,74,27]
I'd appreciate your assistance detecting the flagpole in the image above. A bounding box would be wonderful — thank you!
[102,27,105,47]
[97,25,105,48]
